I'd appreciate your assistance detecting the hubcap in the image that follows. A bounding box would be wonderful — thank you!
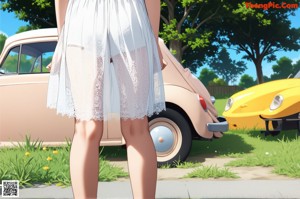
[150,126,175,153]
[149,117,183,162]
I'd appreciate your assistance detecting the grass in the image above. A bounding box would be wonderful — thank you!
[1,99,300,183]
[86,99,300,179]
[184,165,239,179]
[0,138,128,187]
[159,161,202,169]
[189,129,300,178]
[214,98,228,116]
[182,98,300,178]
[225,131,300,177]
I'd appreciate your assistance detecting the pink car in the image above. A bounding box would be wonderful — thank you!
[0,28,228,165]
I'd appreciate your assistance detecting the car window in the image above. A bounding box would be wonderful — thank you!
[0,46,20,75]
[19,41,57,74]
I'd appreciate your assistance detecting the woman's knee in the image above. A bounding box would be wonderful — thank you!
[121,117,149,139]
[74,120,103,142]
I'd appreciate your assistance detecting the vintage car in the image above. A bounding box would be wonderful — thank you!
[0,28,227,165]
[223,72,300,135]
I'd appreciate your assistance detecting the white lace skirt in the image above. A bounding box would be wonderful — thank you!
[47,0,165,121]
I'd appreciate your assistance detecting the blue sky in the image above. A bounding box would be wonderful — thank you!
[0,7,299,84]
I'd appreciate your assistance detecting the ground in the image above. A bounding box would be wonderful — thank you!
[109,156,292,181]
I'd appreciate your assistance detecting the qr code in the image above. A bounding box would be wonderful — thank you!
[1,180,19,197]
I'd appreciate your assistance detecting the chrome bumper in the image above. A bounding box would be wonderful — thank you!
[207,117,228,132]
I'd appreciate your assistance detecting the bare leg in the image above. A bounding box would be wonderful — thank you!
[121,117,157,199]
[70,120,103,199]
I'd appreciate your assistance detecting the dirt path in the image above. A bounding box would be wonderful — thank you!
[109,156,292,181]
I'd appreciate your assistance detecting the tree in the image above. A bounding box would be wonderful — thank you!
[198,68,217,86]
[2,0,222,73]
[270,57,300,80]
[218,1,300,84]
[239,74,256,89]
[270,56,294,80]
[160,0,224,72]
[0,33,7,53]
[0,0,56,28]
[263,75,271,83]
[16,25,36,34]
[208,78,227,86]
[210,47,247,84]
[292,59,300,73]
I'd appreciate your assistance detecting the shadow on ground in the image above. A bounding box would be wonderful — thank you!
[248,130,299,141]
[189,133,254,158]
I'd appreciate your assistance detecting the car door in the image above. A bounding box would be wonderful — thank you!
[0,40,74,145]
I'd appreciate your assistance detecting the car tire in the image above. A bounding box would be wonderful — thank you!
[148,108,192,167]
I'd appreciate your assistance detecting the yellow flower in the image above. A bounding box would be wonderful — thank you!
[25,152,30,156]
[43,147,47,151]
[43,166,49,171]
[53,150,59,155]
[47,156,53,161]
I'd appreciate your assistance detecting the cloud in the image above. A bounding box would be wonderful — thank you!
[0,30,8,37]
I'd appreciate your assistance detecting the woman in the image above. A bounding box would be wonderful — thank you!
[47,0,165,198]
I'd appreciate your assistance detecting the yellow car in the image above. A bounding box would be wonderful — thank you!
[223,73,300,135]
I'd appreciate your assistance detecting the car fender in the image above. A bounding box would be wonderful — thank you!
[260,87,300,118]
[164,84,214,139]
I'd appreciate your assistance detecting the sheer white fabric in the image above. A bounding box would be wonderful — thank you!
[47,0,166,121]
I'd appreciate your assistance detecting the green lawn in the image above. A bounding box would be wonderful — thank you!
[214,98,228,116]
[189,129,300,177]
[0,139,127,187]
[1,99,299,185]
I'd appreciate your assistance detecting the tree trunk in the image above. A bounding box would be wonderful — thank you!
[169,39,183,62]
[254,59,264,84]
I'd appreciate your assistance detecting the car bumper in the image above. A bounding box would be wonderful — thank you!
[207,117,229,132]
[259,114,300,135]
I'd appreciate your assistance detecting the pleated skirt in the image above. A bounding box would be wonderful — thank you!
[47,0,165,121]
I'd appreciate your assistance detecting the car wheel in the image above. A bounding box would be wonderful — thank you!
[148,108,192,167]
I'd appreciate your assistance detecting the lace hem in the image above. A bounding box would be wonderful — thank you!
[47,103,166,121]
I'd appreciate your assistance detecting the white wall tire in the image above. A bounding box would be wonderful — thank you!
[149,108,192,166]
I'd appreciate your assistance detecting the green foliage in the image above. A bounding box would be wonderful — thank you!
[224,132,300,178]
[198,68,217,86]
[16,25,36,34]
[293,60,300,72]
[159,161,201,169]
[209,78,227,86]
[99,158,128,181]
[263,75,271,83]
[218,0,300,84]
[175,161,202,168]
[189,129,300,178]
[0,165,8,181]
[270,56,300,80]
[209,47,247,84]
[0,33,7,54]
[184,165,239,179]
[0,0,56,29]
[239,74,256,89]
[14,135,43,151]
[2,0,299,79]
[5,155,37,187]
[214,98,227,116]
[160,0,222,72]
[2,52,36,73]
[0,137,128,187]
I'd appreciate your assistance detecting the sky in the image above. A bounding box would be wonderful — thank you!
[0,7,299,84]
